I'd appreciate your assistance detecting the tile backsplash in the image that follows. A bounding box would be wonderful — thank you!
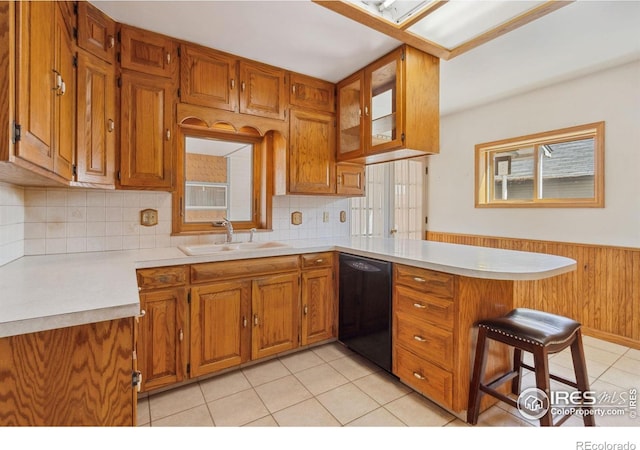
[13,187,350,258]
[0,183,25,266]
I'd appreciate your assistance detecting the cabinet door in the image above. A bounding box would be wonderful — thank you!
[52,2,76,180]
[301,267,336,346]
[0,318,135,426]
[15,1,55,170]
[251,272,299,360]
[76,51,116,185]
[239,61,286,120]
[180,44,238,112]
[138,288,187,392]
[336,162,365,196]
[289,109,336,194]
[336,71,364,161]
[119,70,174,189]
[119,24,178,79]
[190,280,251,377]
[290,73,335,113]
[365,48,403,154]
[77,1,116,64]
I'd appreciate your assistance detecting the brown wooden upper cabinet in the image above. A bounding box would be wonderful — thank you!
[290,73,335,113]
[239,60,287,120]
[14,1,76,182]
[77,1,116,64]
[288,109,336,194]
[75,51,116,186]
[119,24,178,79]
[119,70,175,190]
[180,44,286,120]
[118,25,177,190]
[180,43,238,112]
[337,45,440,165]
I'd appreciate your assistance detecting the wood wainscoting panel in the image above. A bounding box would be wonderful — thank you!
[426,231,640,349]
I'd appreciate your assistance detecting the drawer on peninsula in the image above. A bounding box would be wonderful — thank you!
[394,284,454,329]
[394,264,454,299]
[395,312,454,370]
[137,265,188,290]
[395,345,453,409]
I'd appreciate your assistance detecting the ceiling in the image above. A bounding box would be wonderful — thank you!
[93,0,640,116]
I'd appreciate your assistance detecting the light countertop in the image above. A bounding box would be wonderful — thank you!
[0,237,576,338]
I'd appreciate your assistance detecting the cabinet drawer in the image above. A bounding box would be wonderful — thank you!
[394,285,454,329]
[301,252,334,269]
[394,265,454,299]
[137,266,188,290]
[394,346,453,409]
[191,256,299,283]
[395,313,453,370]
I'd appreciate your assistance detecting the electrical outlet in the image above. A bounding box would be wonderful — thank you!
[323,211,329,222]
[340,211,347,223]
[140,209,158,226]
[291,211,302,225]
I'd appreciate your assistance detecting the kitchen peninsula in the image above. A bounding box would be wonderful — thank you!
[0,237,576,425]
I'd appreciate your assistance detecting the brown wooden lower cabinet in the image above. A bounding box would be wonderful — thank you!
[0,318,135,426]
[392,263,514,413]
[136,254,337,392]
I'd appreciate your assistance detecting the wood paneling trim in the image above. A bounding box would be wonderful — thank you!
[426,231,640,349]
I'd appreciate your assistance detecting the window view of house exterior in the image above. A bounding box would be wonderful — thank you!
[476,122,604,207]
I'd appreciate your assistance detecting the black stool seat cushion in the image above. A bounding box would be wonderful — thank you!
[478,308,581,347]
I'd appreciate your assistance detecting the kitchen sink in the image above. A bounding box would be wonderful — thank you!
[178,241,292,256]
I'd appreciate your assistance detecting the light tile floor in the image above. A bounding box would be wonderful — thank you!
[138,336,640,428]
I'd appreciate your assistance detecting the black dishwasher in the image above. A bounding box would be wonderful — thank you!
[338,253,392,372]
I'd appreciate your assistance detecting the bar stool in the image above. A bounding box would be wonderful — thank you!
[467,308,595,426]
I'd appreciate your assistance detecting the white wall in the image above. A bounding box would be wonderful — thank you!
[427,60,640,248]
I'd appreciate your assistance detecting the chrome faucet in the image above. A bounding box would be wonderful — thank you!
[249,228,257,243]
[213,218,234,243]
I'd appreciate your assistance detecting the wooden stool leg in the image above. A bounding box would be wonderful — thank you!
[533,346,553,426]
[511,348,523,395]
[570,330,596,426]
[467,327,489,425]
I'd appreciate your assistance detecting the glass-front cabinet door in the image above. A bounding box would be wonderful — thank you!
[337,71,364,160]
[366,48,403,153]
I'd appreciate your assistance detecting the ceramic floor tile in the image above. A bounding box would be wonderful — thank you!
[254,374,314,413]
[473,404,533,427]
[208,388,270,426]
[624,348,640,361]
[611,355,640,375]
[294,362,350,395]
[444,418,471,427]
[347,407,406,426]
[273,398,341,426]
[242,358,291,387]
[384,392,455,426]
[312,342,354,362]
[244,415,279,427]
[199,370,252,403]
[352,372,412,405]
[316,383,379,425]
[597,366,640,390]
[279,349,326,373]
[582,344,626,366]
[550,350,612,380]
[149,383,205,421]
[137,396,150,426]
[328,353,381,381]
[582,336,629,355]
[151,404,214,427]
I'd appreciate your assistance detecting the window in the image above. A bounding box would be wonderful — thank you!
[351,158,425,239]
[475,122,604,207]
